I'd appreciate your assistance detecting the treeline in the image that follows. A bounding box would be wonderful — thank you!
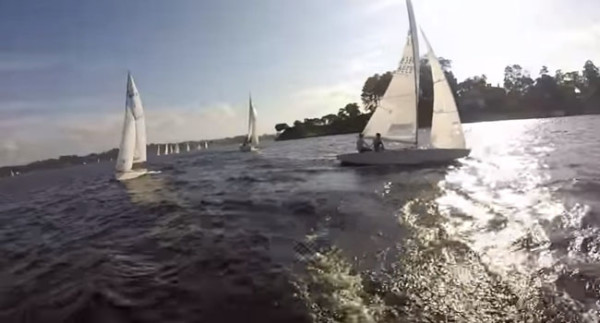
[275,59,600,140]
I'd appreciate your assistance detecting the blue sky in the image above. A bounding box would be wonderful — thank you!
[1,0,599,165]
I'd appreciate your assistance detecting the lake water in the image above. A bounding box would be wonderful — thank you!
[1,116,599,322]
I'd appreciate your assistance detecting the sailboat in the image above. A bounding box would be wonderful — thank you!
[337,0,469,166]
[164,144,169,155]
[186,143,190,152]
[204,142,208,149]
[174,143,180,154]
[115,72,148,180]
[10,170,15,177]
[240,94,259,152]
[157,145,161,156]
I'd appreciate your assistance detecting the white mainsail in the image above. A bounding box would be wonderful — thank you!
[186,143,190,152]
[164,144,169,155]
[157,145,161,156]
[175,144,180,154]
[362,0,419,144]
[116,73,147,176]
[204,142,208,149]
[248,96,259,146]
[422,30,466,149]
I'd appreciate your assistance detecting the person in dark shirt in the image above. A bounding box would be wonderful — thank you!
[373,133,385,152]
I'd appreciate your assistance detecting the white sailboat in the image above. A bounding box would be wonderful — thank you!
[174,143,180,154]
[115,72,148,180]
[186,143,190,152]
[204,142,208,149]
[337,0,469,166]
[10,170,15,177]
[157,145,161,156]
[240,94,259,152]
[164,144,169,155]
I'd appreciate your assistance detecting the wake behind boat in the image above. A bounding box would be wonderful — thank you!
[337,0,469,166]
[115,72,149,181]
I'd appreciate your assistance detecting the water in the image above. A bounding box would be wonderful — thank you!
[1,116,599,322]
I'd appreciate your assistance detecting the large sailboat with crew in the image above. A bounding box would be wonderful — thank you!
[337,0,469,166]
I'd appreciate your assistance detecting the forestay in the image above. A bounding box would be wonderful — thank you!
[422,31,466,149]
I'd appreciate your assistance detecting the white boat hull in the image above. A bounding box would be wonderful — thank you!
[239,145,257,152]
[337,149,470,166]
[115,168,148,181]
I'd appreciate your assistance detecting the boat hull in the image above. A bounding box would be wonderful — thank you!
[239,146,257,152]
[337,149,470,166]
[115,168,148,181]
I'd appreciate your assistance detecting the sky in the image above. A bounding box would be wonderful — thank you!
[1,0,599,166]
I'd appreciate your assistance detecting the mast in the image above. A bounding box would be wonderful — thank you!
[406,0,420,146]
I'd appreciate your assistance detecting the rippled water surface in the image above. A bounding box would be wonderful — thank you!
[1,116,599,322]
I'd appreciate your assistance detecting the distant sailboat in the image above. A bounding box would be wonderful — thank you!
[174,144,180,154]
[337,0,469,166]
[10,170,15,177]
[164,144,169,155]
[186,143,190,152]
[204,142,208,149]
[115,72,148,181]
[240,94,259,152]
[157,145,161,156]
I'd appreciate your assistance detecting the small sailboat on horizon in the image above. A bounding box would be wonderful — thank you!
[115,72,149,181]
[337,0,469,166]
[240,94,259,152]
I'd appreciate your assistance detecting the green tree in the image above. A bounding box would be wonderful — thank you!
[583,60,599,90]
[361,72,393,112]
[275,123,289,132]
[504,64,534,96]
[343,103,361,118]
[321,114,337,125]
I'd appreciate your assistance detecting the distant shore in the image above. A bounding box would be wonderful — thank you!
[0,134,275,178]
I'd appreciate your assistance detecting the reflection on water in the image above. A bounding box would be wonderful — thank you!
[0,116,599,322]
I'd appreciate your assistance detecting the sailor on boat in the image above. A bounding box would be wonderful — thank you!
[356,134,372,153]
[373,133,385,152]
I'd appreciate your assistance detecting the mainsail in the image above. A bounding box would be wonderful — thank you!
[422,30,466,149]
[248,96,259,146]
[175,144,180,154]
[186,143,190,152]
[362,0,420,144]
[164,144,169,155]
[116,73,147,173]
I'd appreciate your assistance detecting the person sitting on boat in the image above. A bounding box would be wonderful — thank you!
[241,137,250,147]
[373,133,385,152]
[356,133,372,153]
